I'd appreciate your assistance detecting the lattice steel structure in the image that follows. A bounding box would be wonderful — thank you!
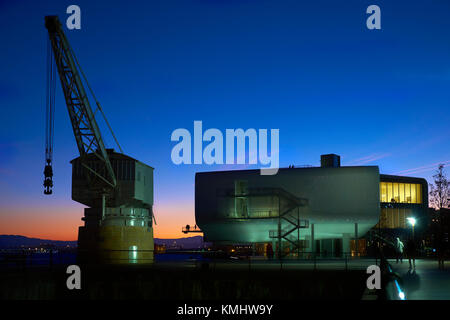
[45,16,116,192]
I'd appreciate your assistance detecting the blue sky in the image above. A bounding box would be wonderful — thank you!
[0,0,449,239]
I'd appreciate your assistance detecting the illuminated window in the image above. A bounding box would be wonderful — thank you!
[417,184,422,203]
[380,183,387,202]
[411,184,417,203]
[380,182,422,204]
[405,184,411,203]
[376,208,412,228]
[387,183,393,202]
[399,183,405,202]
[393,183,399,202]
[399,209,406,227]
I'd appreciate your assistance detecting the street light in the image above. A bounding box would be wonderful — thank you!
[407,217,416,239]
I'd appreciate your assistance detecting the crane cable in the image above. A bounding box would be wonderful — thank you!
[44,37,56,194]
[67,40,124,154]
[46,37,56,162]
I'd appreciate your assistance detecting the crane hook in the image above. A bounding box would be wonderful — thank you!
[43,159,53,195]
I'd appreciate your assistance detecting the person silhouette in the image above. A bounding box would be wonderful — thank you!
[406,238,417,269]
[395,237,404,264]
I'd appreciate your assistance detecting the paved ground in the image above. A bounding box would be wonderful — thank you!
[388,259,450,300]
[159,258,450,300]
[5,255,448,300]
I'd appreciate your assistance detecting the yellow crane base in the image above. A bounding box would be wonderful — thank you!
[78,225,154,265]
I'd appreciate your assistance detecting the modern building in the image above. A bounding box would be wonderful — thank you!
[194,154,428,257]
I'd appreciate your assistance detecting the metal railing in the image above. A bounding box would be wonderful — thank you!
[0,248,373,270]
[155,250,376,273]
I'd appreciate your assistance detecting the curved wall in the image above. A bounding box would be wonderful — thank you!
[195,166,380,243]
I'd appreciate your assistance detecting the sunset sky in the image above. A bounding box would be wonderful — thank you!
[1,0,450,240]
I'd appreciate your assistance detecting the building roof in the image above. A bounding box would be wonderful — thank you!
[70,149,154,169]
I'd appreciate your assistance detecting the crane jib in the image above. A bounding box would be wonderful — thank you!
[43,16,118,195]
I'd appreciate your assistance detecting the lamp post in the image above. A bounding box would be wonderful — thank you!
[407,217,416,240]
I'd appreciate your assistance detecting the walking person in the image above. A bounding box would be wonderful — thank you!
[437,234,445,270]
[406,238,417,269]
[395,237,404,264]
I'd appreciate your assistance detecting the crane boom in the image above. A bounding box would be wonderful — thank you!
[44,16,116,194]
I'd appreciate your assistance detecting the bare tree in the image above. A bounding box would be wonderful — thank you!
[429,164,450,209]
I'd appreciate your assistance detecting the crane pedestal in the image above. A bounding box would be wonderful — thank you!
[72,151,155,265]
[77,206,154,265]
[78,226,154,265]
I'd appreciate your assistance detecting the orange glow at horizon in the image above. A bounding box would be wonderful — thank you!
[0,207,81,241]
[0,202,199,241]
[152,202,199,239]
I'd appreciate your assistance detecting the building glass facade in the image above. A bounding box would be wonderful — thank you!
[376,208,413,229]
[380,181,422,204]
[376,175,428,234]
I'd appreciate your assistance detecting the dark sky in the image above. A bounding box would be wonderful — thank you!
[0,0,449,239]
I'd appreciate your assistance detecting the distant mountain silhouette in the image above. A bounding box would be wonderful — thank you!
[0,235,77,248]
[0,235,208,249]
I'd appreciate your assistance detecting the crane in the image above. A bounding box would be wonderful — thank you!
[44,15,120,197]
[44,16,155,264]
